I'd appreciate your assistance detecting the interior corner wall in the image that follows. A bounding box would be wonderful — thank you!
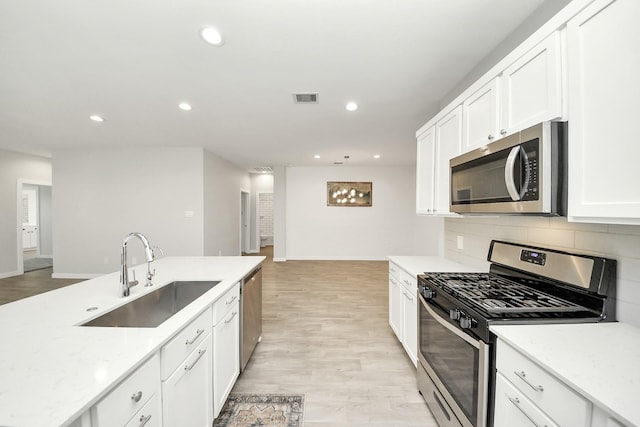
[249,173,274,253]
[203,150,251,256]
[0,149,52,277]
[285,166,442,260]
[38,185,53,256]
[52,147,205,277]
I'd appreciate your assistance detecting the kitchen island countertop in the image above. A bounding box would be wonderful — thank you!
[491,322,640,427]
[0,256,264,427]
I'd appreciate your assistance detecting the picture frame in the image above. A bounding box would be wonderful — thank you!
[327,181,372,207]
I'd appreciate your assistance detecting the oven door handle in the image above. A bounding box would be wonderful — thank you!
[505,146,530,201]
[420,296,480,349]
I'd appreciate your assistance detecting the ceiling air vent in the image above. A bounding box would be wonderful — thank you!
[293,93,318,104]
[254,166,273,173]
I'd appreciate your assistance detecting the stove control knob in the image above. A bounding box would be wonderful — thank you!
[459,315,477,329]
[449,308,461,320]
[421,287,436,300]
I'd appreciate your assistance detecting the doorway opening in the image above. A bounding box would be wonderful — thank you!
[17,180,53,274]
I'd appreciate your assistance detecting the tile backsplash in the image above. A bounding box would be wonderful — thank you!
[444,216,640,327]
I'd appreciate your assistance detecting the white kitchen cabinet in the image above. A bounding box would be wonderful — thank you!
[416,125,436,214]
[91,354,161,427]
[434,106,463,215]
[212,282,240,417]
[501,31,563,134]
[162,333,213,427]
[125,393,161,427]
[462,32,563,153]
[388,274,403,338]
[494,339,591,427]
[591,405,626,427]
[462,78,500,151]
[388,262,417,367]
[415,106,462,216]
[566,0,640,224]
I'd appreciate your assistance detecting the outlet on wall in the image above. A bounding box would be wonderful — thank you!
[457,235,464,250]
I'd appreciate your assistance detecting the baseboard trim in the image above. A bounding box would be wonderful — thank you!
[52,273,101,279]
[0,270,20,279]
[272,257,287,262]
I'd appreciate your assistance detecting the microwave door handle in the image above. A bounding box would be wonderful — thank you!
[505,146,523,201]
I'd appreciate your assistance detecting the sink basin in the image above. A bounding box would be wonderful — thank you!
[81,281,221,328]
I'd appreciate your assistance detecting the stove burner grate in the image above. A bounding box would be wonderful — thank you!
[423,272,585,314]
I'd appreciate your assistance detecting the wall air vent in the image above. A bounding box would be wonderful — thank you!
[293,93,318,104]
[254,166,273,173]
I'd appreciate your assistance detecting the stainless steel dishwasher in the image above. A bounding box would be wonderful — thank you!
[240,266,262,371]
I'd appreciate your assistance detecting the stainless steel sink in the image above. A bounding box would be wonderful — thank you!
[81,281,221,328]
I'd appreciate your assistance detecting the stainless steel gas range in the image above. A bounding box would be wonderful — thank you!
[416,240,616,427]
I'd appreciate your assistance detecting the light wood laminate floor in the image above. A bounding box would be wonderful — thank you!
[236,248,435,426]
[0,248,435,426]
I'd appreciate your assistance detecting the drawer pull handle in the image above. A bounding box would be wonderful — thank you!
[131,391,143,402]
[139,414,152,427]
[225,311,238,324]
[185,328,205,345]
[514,370,544,392]
[185,348,207,371]
[226,295,238,305]
[508,397,546,427]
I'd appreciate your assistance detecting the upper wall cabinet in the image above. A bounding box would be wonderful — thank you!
[501,31,563,133]
[462,32,564,152]
[416,107,462,215]
[416,126,436,214]
[463,78,500,151]
[566,0,640,224]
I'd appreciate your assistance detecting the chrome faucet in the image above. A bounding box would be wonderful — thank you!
[120,232,155,297]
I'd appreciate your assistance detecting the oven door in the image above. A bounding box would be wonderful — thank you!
[418,295,488,427]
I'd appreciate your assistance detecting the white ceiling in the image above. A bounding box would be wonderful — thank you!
[0,0,546,171]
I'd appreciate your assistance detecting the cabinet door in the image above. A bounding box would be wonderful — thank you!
[124,393,162,427]
[401,286,418,367]
[434,106,463,215]
[502,31,562,133]
[567,0,640,224]
[494,372,559,427]
[463,78,500,151]
[416,126,436,214]
[389,276,403,339]
[162,334,213,427]
[213,302,240,418]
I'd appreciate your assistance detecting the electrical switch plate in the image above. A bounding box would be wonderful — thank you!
[457,235,464,250]
[184,210,194,218]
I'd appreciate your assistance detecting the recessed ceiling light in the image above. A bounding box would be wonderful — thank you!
[200,27,224,46]
[178,102,192,111]
[314,154,321,159]
[373,154,381,159]
[89,115,104,122]
[345,102,358,111]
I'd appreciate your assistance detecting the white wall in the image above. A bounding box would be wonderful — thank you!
[53,147,205,277]
[285,166,442,260]
[443,217,640,327]
[203,150,251,256]
[38,185,53,256]
[0,149,52,277]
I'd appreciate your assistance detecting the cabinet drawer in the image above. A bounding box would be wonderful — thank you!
[494,372,559,427]
[92,353,160,427]
[124,392,161,427]
[389,262,401,280]
[161,305,212,379]
[496,340,590,426]
[213,282,240,325]
[400,270,417,292]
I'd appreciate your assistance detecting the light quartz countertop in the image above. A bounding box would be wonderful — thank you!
[388,255,484,277]
[491,323,640,427]
[0,256,264,427]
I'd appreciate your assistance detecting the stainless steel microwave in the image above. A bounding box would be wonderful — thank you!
[449,121,567,215]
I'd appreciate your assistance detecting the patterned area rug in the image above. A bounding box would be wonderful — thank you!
[214,393,305,427]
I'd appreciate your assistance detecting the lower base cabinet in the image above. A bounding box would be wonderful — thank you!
[213,296,240,417]
[162,334,213,427]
